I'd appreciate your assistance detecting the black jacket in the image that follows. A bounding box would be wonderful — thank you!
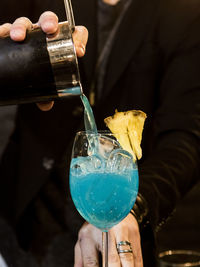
[0,0,200,266]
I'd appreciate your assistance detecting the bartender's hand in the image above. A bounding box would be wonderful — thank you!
[0,11,88,111]
[75,213,143,267]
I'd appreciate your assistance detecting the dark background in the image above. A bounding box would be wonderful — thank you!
[157,182,200,253]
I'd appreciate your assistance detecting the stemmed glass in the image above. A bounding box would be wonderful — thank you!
[69,131,139,266]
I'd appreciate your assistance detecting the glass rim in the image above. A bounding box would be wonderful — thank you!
[158,250,200,266]
[76,130,129,136]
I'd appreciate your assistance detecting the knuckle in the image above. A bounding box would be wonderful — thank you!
[114,221,127,233]
[119,252,133,261]
[0,23,11,36]
[14,17,31,25]
[42,11,56,16]
[84,256,98,266]
[109,253,120,263]
[12,17,32,33]
[0,23,10,28]
[78,224,90,239]
[40,11,58,21]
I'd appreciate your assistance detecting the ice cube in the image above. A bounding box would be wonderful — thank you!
[70,157,89,176]
[70,154,106,176]
[107,149,134,173]
[98,135,121,159]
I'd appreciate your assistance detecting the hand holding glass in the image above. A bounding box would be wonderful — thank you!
[70,131,139,266]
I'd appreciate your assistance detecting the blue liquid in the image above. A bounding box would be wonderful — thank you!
[70,168,138,231]
[80,94,97,133]
[80,94,99,154]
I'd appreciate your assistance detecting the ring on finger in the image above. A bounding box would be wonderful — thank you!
[116,241,133,254]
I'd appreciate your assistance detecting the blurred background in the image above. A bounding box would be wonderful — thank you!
[157,182,200,253]
[0,106,16,158]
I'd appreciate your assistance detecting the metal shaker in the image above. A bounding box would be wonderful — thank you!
[0,0,82,105]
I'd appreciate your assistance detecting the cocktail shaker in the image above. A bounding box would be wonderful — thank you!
[0,0,82,105]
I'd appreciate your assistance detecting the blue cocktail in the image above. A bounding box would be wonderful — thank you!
[69,131,139,266]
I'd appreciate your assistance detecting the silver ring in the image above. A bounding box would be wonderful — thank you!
[116,241,133,254]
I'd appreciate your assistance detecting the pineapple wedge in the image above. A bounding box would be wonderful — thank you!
[104,110,147,161]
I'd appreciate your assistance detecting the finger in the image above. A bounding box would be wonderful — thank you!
[36,101,54,111]
[73,26,88,57]
[0,23,11,37]
[79,237,99,266]
[108,229,121,267]
[117,243,134,266]
[129,227,143,267]
[130,240,143,267]
[78,227,100,267]
[114,227,134,267]
[74,241,83,267]
[38,11,58,35]
[10,17,32,41]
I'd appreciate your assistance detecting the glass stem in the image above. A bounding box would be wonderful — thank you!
[102,231,109,267]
